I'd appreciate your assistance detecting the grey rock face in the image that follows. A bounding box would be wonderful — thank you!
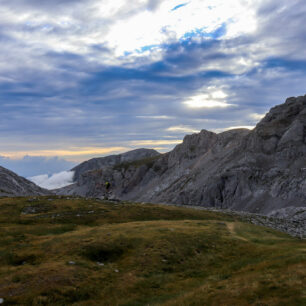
[55,95,306,216]
[72,148,160,181]
[268,206,306,221]
[229,210,305,238]
[0,166,50,197]
[56,149,161,197]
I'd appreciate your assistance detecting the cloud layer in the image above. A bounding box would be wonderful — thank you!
[0,0,305,162]
[29,171,75,190]
[0,156,76,177]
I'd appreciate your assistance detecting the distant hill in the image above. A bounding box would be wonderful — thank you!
[0,166,50,197]
[56,95,306,214]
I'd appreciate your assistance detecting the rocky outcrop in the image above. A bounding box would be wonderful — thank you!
[56,95,306,215]
[165,204,306,238]
[268,206,306,222]
[226,208,305,238]
[0,166,50,197]
[72,148,160,181]
[57,149,161,197]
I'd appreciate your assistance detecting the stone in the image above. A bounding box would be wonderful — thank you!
[0,166,50,197]
[53,95,306,223]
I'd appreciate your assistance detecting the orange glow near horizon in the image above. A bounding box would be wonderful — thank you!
[0,140,182,162]
[0,147,128,161]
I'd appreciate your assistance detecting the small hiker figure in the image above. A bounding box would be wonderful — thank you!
[105,181,111,200]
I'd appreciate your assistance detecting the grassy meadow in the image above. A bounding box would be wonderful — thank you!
[0,196,305,305]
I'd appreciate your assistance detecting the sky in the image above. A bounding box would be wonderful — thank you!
[0,0,305,178]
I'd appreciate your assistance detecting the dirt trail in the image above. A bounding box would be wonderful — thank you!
[226,222,248,241]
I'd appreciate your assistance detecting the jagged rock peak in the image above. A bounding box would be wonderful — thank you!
[247,95,306,154]
[255,95,306,137]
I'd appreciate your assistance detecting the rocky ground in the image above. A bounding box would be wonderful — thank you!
[211,208,305,239]
[146,203,306,238]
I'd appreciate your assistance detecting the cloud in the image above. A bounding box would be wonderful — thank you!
[129,139,182,151]
[0,156,76,177]
[29,171,75,190]
[0,147,128,159]
[166,125,199,133]
[136,115,174,120]
[0,0,305,163]
[183,95,233,109]
[214,125,255,133]
[249,113,265,121]
[182,87,235,109]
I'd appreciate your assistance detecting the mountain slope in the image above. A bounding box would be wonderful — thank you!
[0,197,305,305]
[56,95,306,214]
[0,166,50,196]
[72,148,160,181]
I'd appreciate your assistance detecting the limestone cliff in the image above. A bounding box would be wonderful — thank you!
[56,95,306,214]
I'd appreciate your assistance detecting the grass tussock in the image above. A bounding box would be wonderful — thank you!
[0,196,305,305]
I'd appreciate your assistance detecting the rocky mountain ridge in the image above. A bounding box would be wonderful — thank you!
[56,95,306,215]
[0,166,50,197]
[72,148,160,182]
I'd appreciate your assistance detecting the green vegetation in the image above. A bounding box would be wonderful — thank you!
[113,155,160,171]
[0,196,305,305]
